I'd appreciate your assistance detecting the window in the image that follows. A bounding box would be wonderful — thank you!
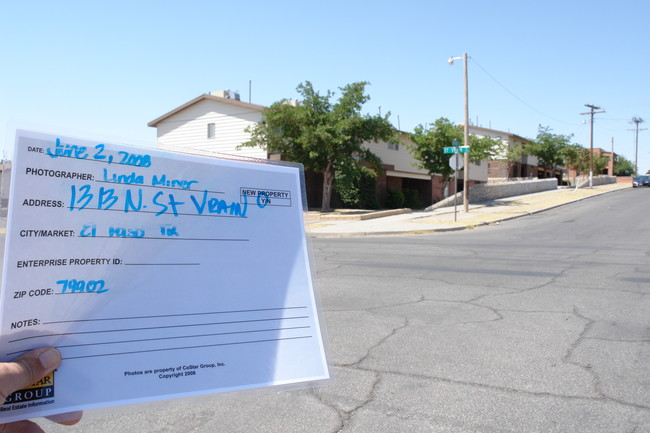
[207,123,215,139]
[388,142,399,151]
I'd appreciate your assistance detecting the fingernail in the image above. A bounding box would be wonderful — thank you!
[38,348,61,370]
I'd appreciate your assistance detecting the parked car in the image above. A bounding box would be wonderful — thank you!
[632,175,650,187]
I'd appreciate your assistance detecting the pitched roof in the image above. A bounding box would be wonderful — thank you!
[147,93,265,127]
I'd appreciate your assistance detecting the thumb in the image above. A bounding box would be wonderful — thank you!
[0,347,61,403]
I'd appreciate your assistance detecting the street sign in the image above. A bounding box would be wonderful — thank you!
[443,146,470,154]
[449,153,464,169]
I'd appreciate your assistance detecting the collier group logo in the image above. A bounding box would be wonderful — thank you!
[3,372,55,404]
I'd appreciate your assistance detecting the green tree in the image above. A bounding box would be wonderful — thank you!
[593,154,610,175]
[469,134,503,162]
[503,142,530,178]
[614,155,635,176]
[335,165,380,209]
[407,118,458,184]
[242,81,395,211]
[529,125,573,176]
[561,144,590,181]
[407,118,500,187]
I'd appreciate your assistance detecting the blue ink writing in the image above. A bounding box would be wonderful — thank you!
[189,190,248,217]
[118,151,152,167]
[257,191,270,208]
[69,185,256,216]
[80,224,96,237]
[160,225,179,237]
[46,138,88,159]
[93,144,107,160]
[152,191,185,216]
[47,139,153,167]
[69,185,93,211]
[57,279,108,294]
[151,174,198,190]
[98,187,118,210]
[124,189,143,212]
[70,185,144,213]
[94,143,115,164]
[108,227,144,238]
[103,168,144,185]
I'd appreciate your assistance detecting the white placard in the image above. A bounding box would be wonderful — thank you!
[0,130,329,422]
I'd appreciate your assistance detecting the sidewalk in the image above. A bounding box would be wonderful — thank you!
[307,183,630,237]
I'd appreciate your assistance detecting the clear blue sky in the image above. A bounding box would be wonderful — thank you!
[2,0,648,173]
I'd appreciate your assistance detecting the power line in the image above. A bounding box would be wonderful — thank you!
[469,57,581,127]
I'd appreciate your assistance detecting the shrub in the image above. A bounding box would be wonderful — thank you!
[335,166,380,209]
[386,188,405,209]
[403,189,423,209]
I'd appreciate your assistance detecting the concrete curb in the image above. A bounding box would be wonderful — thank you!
[308,208,411,222]
[308,226,465,238]
[309,186,625,238]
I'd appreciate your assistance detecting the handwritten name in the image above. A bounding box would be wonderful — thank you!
[102,169,198,190]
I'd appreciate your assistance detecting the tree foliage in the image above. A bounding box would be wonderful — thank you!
[335,165,380,209]
[407,118,457,182]
[407,118,500,183]
[469,134,503,162]
[593,154,611,175]
[528,125,574,174]
[614,155,635,176]
[561,144,590,175]
[502,141,530,176]
[241,81,396,211]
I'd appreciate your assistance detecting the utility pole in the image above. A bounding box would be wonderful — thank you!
[580,104,605,187]
[629,117,646,176]
[610,137,614,176]
[462,53,469,212]
[448,53,470,212]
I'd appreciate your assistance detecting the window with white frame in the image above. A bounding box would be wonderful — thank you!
[388,142,399,150]
[207,123,216,139]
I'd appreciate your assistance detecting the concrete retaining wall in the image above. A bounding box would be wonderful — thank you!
[426,178,558,211]
[569,175,617,188]
[470,178,558,202]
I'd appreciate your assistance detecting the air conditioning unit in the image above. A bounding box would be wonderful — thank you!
[211,90,241,101]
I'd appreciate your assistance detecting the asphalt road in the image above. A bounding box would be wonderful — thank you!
[47,188,650,432]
